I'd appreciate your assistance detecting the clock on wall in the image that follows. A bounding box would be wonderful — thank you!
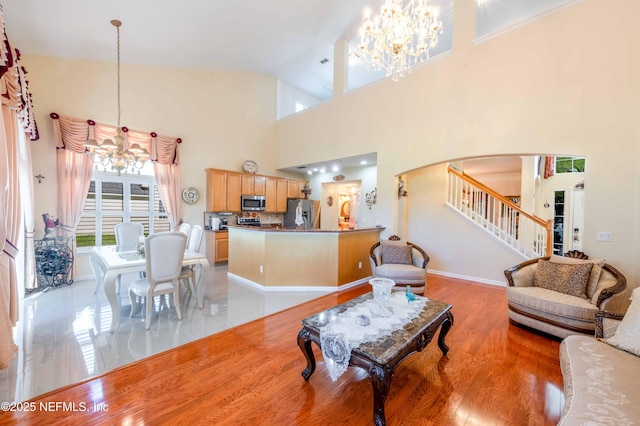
[242,160,258,174]
[182,187,200,205]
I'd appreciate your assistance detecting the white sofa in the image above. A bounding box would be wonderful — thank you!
[558,310,640,425]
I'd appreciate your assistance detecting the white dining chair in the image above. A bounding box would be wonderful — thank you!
[129,231,187,330]
[179,225,204,293]
[115,222,144,250]
[178,222,191,244]
[114,222,145,293]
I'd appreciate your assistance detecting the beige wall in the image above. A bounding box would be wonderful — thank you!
[274,0,640,286]
[23,55,278,238]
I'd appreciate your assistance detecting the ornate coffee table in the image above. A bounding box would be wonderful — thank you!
[297,292,453,426]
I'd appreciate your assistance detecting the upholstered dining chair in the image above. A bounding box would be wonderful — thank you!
[178,222,191,243]
[179,225,204,293]
[129,231,188,330]
[114,222,144,250]
[369,235,430,294]
[114,222,145,293]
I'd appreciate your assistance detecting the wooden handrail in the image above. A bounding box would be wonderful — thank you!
[448,165,553,256]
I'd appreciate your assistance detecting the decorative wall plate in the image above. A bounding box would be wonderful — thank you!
[182,187,200,205]
[242,160,258,174]
[333,174,345,181]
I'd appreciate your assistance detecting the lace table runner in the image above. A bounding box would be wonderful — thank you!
[320,292,426,381]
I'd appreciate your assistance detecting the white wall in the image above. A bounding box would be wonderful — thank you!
[274,0,640,286]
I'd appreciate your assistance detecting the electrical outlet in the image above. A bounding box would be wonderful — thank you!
[358,261,362,269]
[259,265,264,273]
[597,232,612,242]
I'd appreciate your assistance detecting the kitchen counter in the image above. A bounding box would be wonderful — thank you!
[228,225,383,233]
[227,226,384,289]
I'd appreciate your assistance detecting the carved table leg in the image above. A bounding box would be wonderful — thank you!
[297,328,316,380]
[369,364,393,426]
[437,311,454,355]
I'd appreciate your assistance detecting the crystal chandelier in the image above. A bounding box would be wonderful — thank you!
[358,0,443,81]
[84,20,149,175]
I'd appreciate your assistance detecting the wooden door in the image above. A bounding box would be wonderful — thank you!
[287,180,301,198]
[253,176,266,196]
[241,175,254,195]
[215,232,228,263]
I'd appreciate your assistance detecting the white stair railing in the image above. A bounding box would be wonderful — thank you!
[447,166,552,258]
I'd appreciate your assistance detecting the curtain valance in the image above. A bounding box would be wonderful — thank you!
[49,113,182,165]
[0,34,39,141]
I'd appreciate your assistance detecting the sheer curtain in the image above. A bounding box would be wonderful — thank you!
[0,9,40,369]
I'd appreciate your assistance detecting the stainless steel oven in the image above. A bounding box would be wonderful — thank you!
[241,195,266,211]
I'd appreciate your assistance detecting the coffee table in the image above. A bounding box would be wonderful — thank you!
[297,292,453,426]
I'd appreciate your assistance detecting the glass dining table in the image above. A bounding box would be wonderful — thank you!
[89,245,209,333]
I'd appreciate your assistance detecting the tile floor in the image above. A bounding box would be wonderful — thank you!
[0,264,328,403]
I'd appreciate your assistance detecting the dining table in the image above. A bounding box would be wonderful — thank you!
[89,245,209,333]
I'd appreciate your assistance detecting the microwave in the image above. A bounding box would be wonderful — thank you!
[241,195,266,211]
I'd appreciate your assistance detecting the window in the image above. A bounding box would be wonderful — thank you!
[555,156,585,173]
[76,171,171,247]
[553,190,565,256]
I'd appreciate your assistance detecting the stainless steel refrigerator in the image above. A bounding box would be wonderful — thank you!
[284,198,320,229]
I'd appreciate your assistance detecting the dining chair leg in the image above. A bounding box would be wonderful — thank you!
[129,288,137,318]
[145,294,153,330]
[174,281,182,320]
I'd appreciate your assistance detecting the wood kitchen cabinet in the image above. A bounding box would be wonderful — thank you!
[287,180,301,198]
[206,168,305,213]
[206,169,228,212]
[241,174,266,196]
[205,230,228,264]
[265,177,277,212]
[276,179,288,212]
[226,173,241,212]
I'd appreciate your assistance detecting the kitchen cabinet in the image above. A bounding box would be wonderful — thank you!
[206,169,228,212]
[265,177,277,212]
[276,179,288,212]
[241,175,266,196]
[287,180,301,198]
[227,173,241,212]
[206,168,305,213]
[205,230,229,264]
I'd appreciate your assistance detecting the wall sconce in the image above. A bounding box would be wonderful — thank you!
[398,177,407,197]
[365,187,377,210]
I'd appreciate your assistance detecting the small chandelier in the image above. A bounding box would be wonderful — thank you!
[84,20,149,175]
[358,0,443,81]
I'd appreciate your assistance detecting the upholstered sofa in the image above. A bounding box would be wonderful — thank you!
[369,236,429,294]
[558,305,640,425]
[504,253,628,339]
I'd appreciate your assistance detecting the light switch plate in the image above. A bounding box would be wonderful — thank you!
[597,232,612,242]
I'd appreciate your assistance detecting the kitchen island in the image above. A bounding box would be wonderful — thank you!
[227,226,384,289]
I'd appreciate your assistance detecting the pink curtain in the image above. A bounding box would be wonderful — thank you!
[0,11,39,368]
[543,156,554,179]
[51,114,183,230]
[153,163,182,229]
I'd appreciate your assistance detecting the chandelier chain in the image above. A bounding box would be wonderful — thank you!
[116,23,121,128]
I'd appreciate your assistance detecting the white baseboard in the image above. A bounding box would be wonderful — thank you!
[428,269,506,287]
[227,273,372,292]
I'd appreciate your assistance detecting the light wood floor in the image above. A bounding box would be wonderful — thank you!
[2,275,564,425]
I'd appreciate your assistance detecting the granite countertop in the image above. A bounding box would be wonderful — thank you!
[228,225,385,233]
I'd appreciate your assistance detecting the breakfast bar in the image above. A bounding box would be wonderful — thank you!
[227,226,383,289]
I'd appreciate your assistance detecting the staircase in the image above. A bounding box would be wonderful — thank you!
[447,166,552,259]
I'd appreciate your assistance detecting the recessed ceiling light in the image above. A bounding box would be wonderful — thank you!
[320,167,326,173]
[307,170,313,175]
[360,160,368,165]
[332,165,339,172]
[313,168,318,172]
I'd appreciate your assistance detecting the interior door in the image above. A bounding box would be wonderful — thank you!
[570,189,585,251]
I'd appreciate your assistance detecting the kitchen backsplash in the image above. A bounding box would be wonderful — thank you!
[204,211,283,230]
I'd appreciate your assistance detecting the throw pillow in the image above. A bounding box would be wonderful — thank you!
[532,260,593,299]
[381,244,412,265]
[606,287,640,356]
[550,254,606,299]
